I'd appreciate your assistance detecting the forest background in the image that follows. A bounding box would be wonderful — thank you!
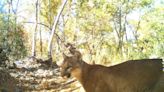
[0,0,164,65]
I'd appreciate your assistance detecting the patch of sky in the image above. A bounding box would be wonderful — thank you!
[0,0,6,13]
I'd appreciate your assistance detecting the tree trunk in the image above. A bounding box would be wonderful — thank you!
[7,0,12,32]
[38,0,42,56]
[32,0,39,57]
[47,0,68,58]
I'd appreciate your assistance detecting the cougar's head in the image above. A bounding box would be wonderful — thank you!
[60,51,82,78]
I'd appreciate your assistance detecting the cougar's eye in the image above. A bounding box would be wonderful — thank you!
[66,66,72,72]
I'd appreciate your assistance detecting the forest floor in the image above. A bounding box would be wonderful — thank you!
[0,58,83,92]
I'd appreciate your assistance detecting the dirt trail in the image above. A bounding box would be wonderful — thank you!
[0,58,82,92]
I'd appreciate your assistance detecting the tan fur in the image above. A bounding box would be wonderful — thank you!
[60,51,163,92]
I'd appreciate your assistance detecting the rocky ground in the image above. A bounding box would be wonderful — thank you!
[0,58,83,92]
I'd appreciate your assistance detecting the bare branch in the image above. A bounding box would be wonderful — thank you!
[23,21,51,30]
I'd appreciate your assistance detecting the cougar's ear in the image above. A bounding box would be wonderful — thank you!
[74,51,82,60]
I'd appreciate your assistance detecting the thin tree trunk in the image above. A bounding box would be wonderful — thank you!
[47,0,68,58]
[48,0,52,28]
[39,28,42,56]
[32,0,39,57]
[38,0,42,56]
[13,0,19,31]
[118,5,123,55]
[7,0,11,32]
